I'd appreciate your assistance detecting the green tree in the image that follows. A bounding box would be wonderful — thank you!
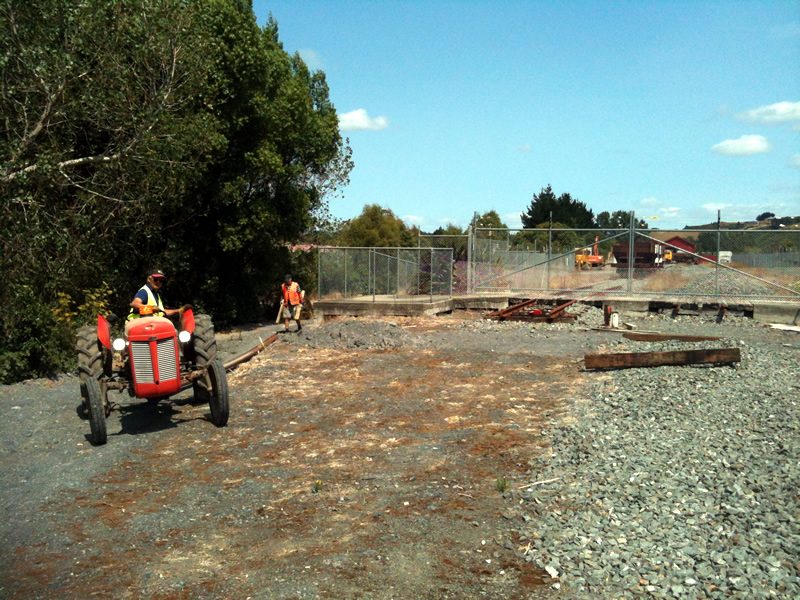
[596,210,648,229]
[431,223,465,236]
[521,185,594,229]
[336,205,417,247]
[0,1,352,381]
[473,210,508,230]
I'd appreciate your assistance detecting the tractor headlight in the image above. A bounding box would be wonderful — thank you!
[178,330,192,343]
[112,337,126,352]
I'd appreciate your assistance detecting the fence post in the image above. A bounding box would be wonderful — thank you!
[317,248,322,300]
[449,249,454,297]
[467,226,473,294]
[715,210,721,295]
[371,248,375,303]
[547,212,552,291]
[420,247,425,300]
[430,247,434,302]
[627,212,635,293]
[396,248,400,299]
[343,247,347,298]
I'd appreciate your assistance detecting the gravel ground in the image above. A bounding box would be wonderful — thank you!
[290,319,411,349]
[2,306,798,598]
[631,263,799,299]
[511,312,800,598]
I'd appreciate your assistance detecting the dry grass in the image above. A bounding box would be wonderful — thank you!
[729,264,800,289]
[548,269,620,290]
[639,270,694,292]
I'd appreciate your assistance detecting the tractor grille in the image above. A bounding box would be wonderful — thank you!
[130,338,177,384]
[157,338,178,381]
[131,342,154,384]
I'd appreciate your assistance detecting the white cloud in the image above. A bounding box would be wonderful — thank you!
[702,203,731,212]
[339,108,389,132]
[298,48,323,70]
[516,143,532,153]
[790,154,800,169]
[403,215,424,226]
[640,197,659,206]
[659,207,681,218]
[738,101,800,124]
[711,134,771,156]
[503,212,523,228]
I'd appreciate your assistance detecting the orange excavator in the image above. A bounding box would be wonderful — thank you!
[575,235,606,270]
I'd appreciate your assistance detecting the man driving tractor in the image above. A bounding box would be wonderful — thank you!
[127,269,188,332]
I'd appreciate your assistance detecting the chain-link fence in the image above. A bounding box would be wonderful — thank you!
[318,247,453,302]
[472,227,629,293]
[631,229,800,300]
[418,233,469,293]
[468,225,800,300]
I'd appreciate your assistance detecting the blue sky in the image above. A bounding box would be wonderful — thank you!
[253,0,800,230]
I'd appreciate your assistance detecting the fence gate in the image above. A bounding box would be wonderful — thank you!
[469,219,800,302]
[318,246,453,302]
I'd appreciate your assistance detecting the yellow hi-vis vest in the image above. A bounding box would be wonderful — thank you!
[127,285,165,320]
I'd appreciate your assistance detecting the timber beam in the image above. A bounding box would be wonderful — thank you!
[584,347,740,370]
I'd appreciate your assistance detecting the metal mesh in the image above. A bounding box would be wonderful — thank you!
[628,230,800,300]
[472,228,630,294]
[418,234,469,293]
[469,227,800,301]
[318,247,453,302]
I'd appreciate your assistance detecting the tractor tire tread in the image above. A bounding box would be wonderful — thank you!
[76,325,103,381]
[192,314,217,401]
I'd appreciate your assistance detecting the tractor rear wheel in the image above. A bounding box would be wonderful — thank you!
[191,314,217,403]
[206,358,229,427]
[84,377,107,445]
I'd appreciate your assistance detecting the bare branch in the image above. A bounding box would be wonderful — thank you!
[4,151,124,182]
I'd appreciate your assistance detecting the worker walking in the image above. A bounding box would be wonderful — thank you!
[281,274,304,332]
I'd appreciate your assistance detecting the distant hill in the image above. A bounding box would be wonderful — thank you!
[684,216,800,230]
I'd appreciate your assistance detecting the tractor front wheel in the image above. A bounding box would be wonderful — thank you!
[191,314,217,403]
[76,325,108,420]
[84,377,108,445]
[206,358,229,427]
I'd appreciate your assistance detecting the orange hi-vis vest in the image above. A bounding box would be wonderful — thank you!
[282,282,302,305]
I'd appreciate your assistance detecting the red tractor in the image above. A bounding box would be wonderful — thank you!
[75,309,228,445]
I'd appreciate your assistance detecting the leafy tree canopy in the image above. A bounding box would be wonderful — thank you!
[473,210,508,230]
[336,205,417,247]
[596,210,648,229]
[0,0,352,381]
[756,212,775,222]
[431,223,465,236]
[521,185,594,229]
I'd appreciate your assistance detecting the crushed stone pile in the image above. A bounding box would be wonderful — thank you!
[515,336,800,597]
[286,319,412,350]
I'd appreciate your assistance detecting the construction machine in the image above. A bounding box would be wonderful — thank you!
[575,235,605,270]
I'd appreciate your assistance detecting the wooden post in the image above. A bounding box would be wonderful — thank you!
[584,348,740,370]
[622,332,721,342]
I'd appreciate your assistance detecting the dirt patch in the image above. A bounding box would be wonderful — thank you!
[1,314,600,599]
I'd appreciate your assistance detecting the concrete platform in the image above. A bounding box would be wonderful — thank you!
[752,303,800,325]
[315,295,452,317]
[315,293,800,324]
[452,295,510,311]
